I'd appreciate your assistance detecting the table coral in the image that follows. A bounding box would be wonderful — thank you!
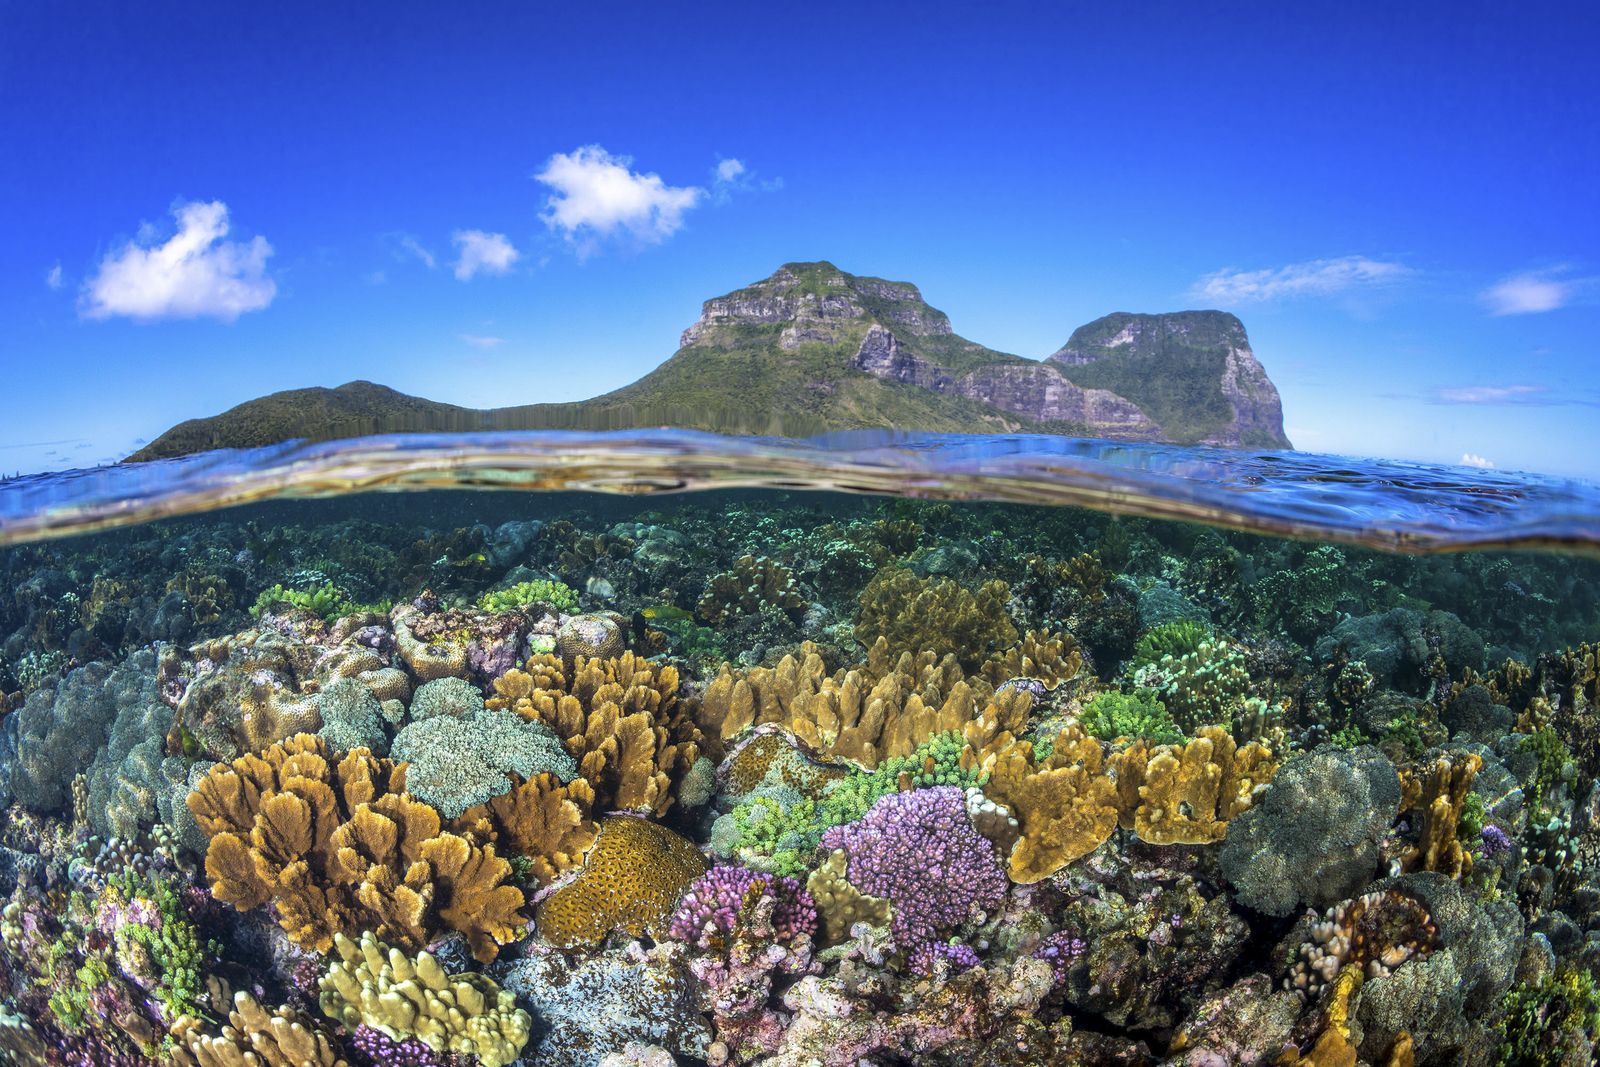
[317,931,531,1067]
[854,566,1016,671]
[697,555,806,627]
[535,816,707,950]
[819,785,1006,953]
[186,733,526,961]
[486,653,713,816]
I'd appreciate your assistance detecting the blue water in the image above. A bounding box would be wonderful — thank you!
[3,429,1598,555]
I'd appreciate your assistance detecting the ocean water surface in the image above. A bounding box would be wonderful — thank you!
[0,429,1597,1066]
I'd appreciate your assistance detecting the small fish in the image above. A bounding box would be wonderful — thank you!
[640,604,693,622]
[585,576,616,598]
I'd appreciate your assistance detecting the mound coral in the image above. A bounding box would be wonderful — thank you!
[486,652,715,815]
[318,931,532,1067]
[388,708,575,818]
[535,816,707,950]
[697,555,806,627]
[186,734,526,961]
[804,849,892,945]
[854,566,1017,671]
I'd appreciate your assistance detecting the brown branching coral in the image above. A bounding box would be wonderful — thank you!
[166,566,236,626]
[1114,727,1278,846]
[1398,752,1480,880]
[980,629,1083,691]
[854,566,1017,671]
[170,990,349,1067]
[449,771,598,887]
[699,638,1028,771]
[187,734,527,961]
[485,653,714,816]
[697,554,806,627]
[535,816,706,950]
[1026,552,1108,602]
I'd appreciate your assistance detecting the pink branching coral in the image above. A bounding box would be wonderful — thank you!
[668,867,817,952]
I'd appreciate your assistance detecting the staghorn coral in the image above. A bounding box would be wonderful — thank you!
[186,733,526,961]
[1397,751,1481,880]
[486,653,713,816]
[449,771,598,888]
[535,816,707,950]
[697,555,806,627]
[317,931,531,1067]
[170,990,349,1067]
[1284,889,1439,1003]
[979,630,1083,691]
[854,566,1017,671]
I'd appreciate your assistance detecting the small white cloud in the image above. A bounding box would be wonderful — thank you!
[710,156,782,203]
[1190,256,1410,304]
[715,158,746,183]
[460,334,505,348]
[81,201,275,322]
[536,145,704,256]
[452,230,520,281]
[1435,384,1546,403]
[45,265,63,289]
[1460,453,1495,468]
[1479,269,1586,315]
[400,236,437,269]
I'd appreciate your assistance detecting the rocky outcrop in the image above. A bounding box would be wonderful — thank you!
[1049,312,1290,449]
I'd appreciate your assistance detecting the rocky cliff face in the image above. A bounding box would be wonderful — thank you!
[1048,312,1291,449]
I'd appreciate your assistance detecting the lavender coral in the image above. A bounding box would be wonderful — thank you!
[819,785,1007,954]
[668,867,817,951]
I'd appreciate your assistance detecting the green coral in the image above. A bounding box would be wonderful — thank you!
[854,566,1016,671]
[1129,620,1211,671]
[1330,724,1373,749]
[1080,688,1183,745]
[1139,639,1251,733]
[478,580,578,613]
[1384,705,1427,758]
[1459,792,1487,840]
[1519,727,1571,816]
[732,730,987,875]
[113,871,219,1022]
[1495,965,1600,1066]
[249,582,390,622]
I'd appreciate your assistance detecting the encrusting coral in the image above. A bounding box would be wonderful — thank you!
[486,652,716,816]
[535,815,708,950]
[317,930,532,1067]
[853,566,1017,671]
[697,555,806,627]
[186,733,526,961]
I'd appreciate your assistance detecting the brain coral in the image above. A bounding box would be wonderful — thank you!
[535,816,707,950]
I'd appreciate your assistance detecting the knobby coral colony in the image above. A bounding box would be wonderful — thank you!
[2,498,1600,1067]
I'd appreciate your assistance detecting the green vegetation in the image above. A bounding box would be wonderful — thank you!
[1130,619,1212,671]
[478,579,578,613]
[1079,688,1183,745]
[249,582,391,622]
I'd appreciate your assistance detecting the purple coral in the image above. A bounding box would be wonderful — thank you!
[1480,824,1513,859]
[1031,928,1089,986]
[668,866,817,950]
[819,785,1007,951]
[348,1025,452,1067]
[909,940,981,977]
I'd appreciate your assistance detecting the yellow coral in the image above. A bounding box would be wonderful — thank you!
[449,772,598,888]
[394,614,469,682]
[170,991,348,1067]
[1399,752,1480,880]
[981,725,1121,883]
[854,566,1017,671]
[980,630,1083,691]
[1115,727,1278,846]
[318,931,531,1067]
[535,816,706,950]
[806,849,892,944]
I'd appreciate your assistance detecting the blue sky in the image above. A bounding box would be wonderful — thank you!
[2,0,1596,477]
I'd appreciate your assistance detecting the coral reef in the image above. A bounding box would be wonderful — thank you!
[535,816,707,950]
[854,566,1016,670]
[697,555,806,627]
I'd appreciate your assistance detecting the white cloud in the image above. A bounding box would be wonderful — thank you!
[1190,256,1410,304]
[452,230,520,281]
[716,158,745,183]
[45,265,62,289]
[81,201,275,322]
[1460,453,1495,468]
[400,235,437,269]
[536,145,704,256]
[460,334,505,348]
[1479,269,1585,315]
[1435,384,1546,403]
